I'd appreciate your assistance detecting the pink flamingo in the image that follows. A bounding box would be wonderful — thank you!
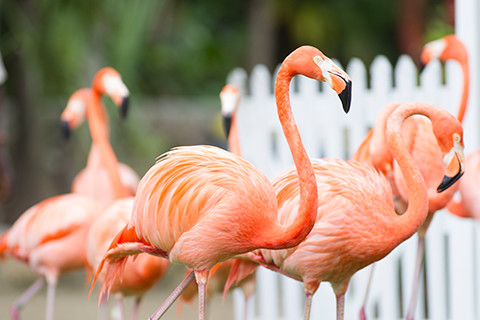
[0,194,102,320]
[90,45,352,320]
[357,34,469,320]
[246,102,465,320]
[398,35,469,320]
[62,68,139,207]
[179,85,258,317]
[87,197,170,320]
[421,34,469,123]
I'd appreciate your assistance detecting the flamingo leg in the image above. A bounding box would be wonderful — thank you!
[195,269,210,320]
[406,235,425,320]
[130,296,142,320]
[150,271,195,320]
[10,277,46,320]
[243,295,251,320]
[303,292,313,320]
[336,293,345,320]
[198,280,207,320]
[97,295,108,320]
[115,295,125,320]
[45,278,57,320]
[359,263,376,320]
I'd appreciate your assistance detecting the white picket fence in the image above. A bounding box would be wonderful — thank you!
[226,50,480,319]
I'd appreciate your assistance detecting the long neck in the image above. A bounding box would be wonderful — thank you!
[87,91,128,199]
[370,103,399,171]
[456,58,470,123]
[265,66,317,249]
[387,104,429,242]
[228,114,242,156]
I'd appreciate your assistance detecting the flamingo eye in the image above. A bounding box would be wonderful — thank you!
[453,133,461,143]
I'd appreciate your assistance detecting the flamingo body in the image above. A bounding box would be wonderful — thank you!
[257,159,398,294]
[130,145,278,269]
[0,194,101,320]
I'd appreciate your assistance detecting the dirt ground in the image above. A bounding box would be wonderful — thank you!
[0,259,234,320]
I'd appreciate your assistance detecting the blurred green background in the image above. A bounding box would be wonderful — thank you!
[0,0,453,222]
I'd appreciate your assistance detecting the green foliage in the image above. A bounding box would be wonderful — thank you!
[0,0,451,97]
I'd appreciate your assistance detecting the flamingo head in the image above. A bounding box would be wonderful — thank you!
[432,114,465,192]
[60,88,90,139]
[287,46,352,113]
[92,67,130,118]
[420,35,468,70]
[219,84,241,138]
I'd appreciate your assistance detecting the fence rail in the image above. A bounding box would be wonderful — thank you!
[227,53,480,320]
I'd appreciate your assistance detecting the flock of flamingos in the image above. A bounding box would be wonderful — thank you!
[0,34,476,320]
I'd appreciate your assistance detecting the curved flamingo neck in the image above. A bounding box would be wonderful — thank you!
[370,103,399,171]
[456,58,469,123]
[387,103,430,242]
[228,114,241,156]
[265,64,317,249]
[87,91,128,199]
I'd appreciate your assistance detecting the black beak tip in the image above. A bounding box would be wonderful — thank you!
[222,115,232,139]
[61,121,71,140]
[419,62,426,73]
[437,171,464,193]
[120,96,129,119]
[338,80,352,114]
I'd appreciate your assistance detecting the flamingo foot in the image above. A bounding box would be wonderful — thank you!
[358,306,367,320]
[406,312,415,320]
[10,306,20,320]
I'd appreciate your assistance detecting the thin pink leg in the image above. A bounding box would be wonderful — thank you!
[359,264,376,320]
[130,296,141,320]
[45,278,57,320]
[10,277,45,320]
[303,292,313,320]
[243,296,250,320]
[336,293,345,320]
[195,269,210,320]
[115,295,125,320]
[97,295,108,320]
[150,271,195,320]
[406,236,425,320]
[198,280,207,320]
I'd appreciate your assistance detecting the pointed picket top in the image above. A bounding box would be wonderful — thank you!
[250,64,273,98]
[395,55,418,90]
[370,55,393,94]
[227,67,248,97]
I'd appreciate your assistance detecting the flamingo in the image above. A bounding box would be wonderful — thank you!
[357,35,470,320]
[421,34,469,123]
[420,35,476,220]
[246,102,465,320]
[0,194,102,320]
[179,85,258,317]
[90,45,353,320]
[86,197,170,320]
[61,68,139,207]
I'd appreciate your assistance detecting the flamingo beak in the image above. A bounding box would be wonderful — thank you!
[437,151,464,192]
[338,80,352,114]
[222,114,232,139]
[418,62,426,73]
[120,96,129,119]
[61,120,71,140]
